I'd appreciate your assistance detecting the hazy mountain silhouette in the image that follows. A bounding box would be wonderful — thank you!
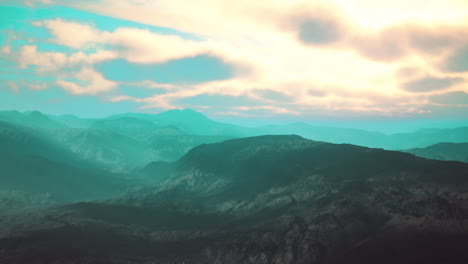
[4,109,468,153]
[109,109,262,136]
[0,120,85,166]
[265,122,468,149]
[50,114,94,128]
[0,110,236,170]
[0,110,67,129]
[405,142,468,163]
[263,122,386,147]
[388,127,468,149]
[90,117,159,139]
[2,135,468,263]
[48,127,147,171]
[0,121,130,210]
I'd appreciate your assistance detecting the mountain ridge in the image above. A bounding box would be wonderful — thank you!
[404,142,468,163]
[2,135,468,263]
[3,109,468,150]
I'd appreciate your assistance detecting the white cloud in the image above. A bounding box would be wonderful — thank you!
[18,45,67,70]
[32,19,103,49]
[107,27,204,64]
[16,45,116,71]
[122,80,180,90]
[24,0,54,7]
[233,106,300,115]
[10,0,468,117]
[34,19,208,63]
[56,67,117,95]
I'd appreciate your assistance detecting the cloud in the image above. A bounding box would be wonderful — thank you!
[349,23,468,63]
[13,44,119,95]
[175,94,260,108]
[7,81,20,93]
[351,27,408,62]
[6,0,468,118]
[285,7,348,46]
[431,91,468,105]
[19,80,49,90]
[252,89,294,103]
[56,67,117,95]
[121,80,179,90]
[107,27,204,64]
[233,105,300,115]
[32,19,103,49]
[23,0,53,7]
[34,19,207,64]
[18,45,67,70]
[408,25,467,55]
[443,46,468,73]
[95,55,235,84]
[0,46,11,54]
[299,19,342,45]
[402,76,464,93]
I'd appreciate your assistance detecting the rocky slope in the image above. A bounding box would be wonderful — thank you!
[1,135,468,263]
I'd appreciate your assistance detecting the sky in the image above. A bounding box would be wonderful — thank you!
[1,0,468,127]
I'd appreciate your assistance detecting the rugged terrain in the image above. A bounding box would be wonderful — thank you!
[1,135,468,263]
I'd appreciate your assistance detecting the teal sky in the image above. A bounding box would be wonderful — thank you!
[1,0,468,131]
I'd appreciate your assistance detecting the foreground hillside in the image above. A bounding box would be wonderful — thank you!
[1,135,468,263]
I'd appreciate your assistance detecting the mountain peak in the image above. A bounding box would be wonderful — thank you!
[28,110,48,119]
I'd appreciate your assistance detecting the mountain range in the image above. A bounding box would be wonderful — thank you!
[2,109,468,160]
[1,109,468,263]
[1,135,468,263]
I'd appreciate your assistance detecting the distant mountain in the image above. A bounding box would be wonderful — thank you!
[0,110,67,129]
[0,118,147,171]
[6,109,468,151]
[109,109,262,136]
[0,120,84,166]
[265,122,468,149]
[0,121,131,206]
[2,136,468,263]
[49,125,234,169]
[49,114,94,128]
[141,126,233,162]
[0,110,237,170]
[48,128,147,171]
[404,142,468,163]
[263,122,386,147]
[89,117,159,139]
[388,127,468,149]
